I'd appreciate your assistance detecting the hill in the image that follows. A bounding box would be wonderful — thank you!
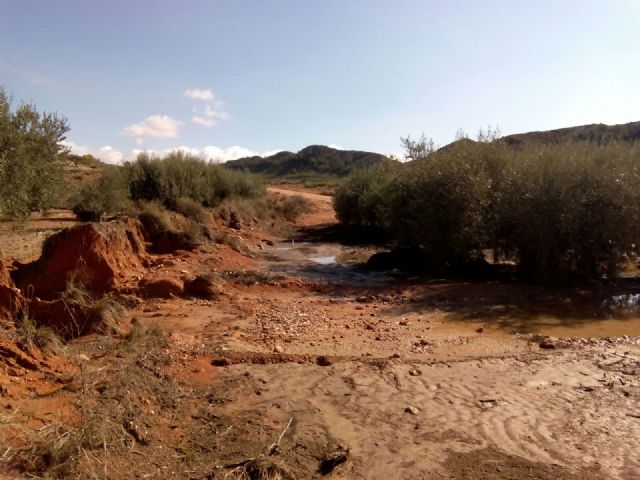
[225,145,389,186]
[502,121,640,147]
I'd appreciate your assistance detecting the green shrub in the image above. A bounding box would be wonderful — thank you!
[72,166,131,221]
[123,151,264,207]
[494,143,640,283]
[335,135,640,284]
[278,195,312,222]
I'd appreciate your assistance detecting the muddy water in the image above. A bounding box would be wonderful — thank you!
[265,241,392,286]
[265,241,640,339]
[475,313,640,338]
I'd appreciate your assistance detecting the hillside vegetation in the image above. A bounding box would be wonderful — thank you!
[503,121,640,147]
[225,145,389,187]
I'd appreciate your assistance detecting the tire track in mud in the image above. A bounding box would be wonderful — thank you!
[227,348,640,479]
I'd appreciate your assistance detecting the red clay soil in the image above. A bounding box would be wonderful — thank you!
[0,257,23,327]
[11,219,147,299]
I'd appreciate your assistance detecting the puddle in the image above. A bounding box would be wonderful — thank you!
[310,256,336,265]
[602,293,640,310]
[264,241,393,287]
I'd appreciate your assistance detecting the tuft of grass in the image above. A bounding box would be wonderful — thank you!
[60,282,126,337]
[124,319,166,346]
[225,458,295,480]
[15,311,64,353]
[136,201,174,237]
[174,197,211,224]
[8,413,117,477]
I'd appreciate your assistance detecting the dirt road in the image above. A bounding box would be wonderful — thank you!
[267,186,333,203]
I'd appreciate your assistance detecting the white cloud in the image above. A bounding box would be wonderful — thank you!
[184,88,215,101]
[191,101,231,128]
[132,145,280,163]
[0,62,52,86]
[60,140,124,164]
[63,137,281,165]
[327,144,345,150]
[123,115,182,144]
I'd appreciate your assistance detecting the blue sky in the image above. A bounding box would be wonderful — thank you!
[1,0,639,163]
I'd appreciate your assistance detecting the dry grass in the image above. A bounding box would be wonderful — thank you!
[60,282,126,337]
[225,458,295,480]
[124,319,166,346]
[174,197,211,224]
[15,312,64,353]
[222,270,285,286]
[136,201,174,237]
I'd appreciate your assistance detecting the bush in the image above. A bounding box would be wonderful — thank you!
[334,162,396,227]
[123,151,264,207]
[72,166,131,221]
[71,151,264,222]
[494,143,640,283]
[335,135,640,284]
[278,195,312,222]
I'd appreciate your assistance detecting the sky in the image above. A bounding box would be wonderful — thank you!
[1,0,639,163]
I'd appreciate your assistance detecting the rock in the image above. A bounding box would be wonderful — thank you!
[318,448,349,474]
[184,275,225,299]
[211,357,230,367]
[316,355,332,366]
[399,319,409,326]
[365,247,434,273]
[140,277,184,299]
[405,406,420,415]
[125,420,149,445]
[476,327,484,333]
[409,368,422,376]
[0,257,24,325]
[273,344,284,353]
[539,338,557,349]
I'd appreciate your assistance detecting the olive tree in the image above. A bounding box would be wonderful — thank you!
[0,87,69,220]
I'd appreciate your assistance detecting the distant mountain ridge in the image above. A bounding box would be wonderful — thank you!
[225,145,389,182]
[502,121,640,146]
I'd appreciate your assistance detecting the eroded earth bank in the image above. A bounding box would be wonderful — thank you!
[1,188,639,479]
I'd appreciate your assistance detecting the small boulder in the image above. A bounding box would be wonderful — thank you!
[316,355,332,366]
[184,275,225,299]
[140,277,183,299]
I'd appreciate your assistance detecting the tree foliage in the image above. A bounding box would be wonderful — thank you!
[0,87,69,219]
[335,135,640,284]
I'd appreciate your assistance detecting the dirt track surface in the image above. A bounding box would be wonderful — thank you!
[2,189,640,479]
[267,187,333,203]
